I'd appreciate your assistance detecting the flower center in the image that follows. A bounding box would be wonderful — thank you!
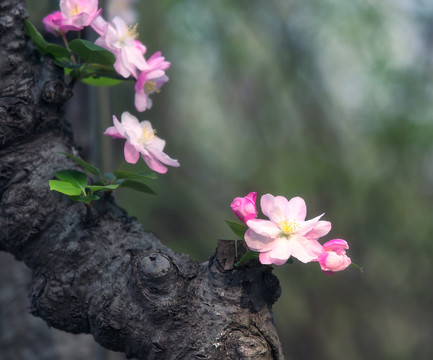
[278,219,299,237]
[139,127,156,144]
[72,5,82,16]
[144,81,160,94]
[126,23,139,39]
[119,24,139,46]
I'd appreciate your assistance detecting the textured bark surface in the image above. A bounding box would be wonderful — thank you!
[0,1,283,359]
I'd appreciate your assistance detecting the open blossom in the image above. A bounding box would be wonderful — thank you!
[134,52,170,112]
[95,16,147,78]
[104,112,179,174]
[245,194,331,265]
[50,0,102,32]
[231,192,258,224]
[318,239,351,275]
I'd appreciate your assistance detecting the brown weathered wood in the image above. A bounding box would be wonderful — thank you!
[0,1,283,358]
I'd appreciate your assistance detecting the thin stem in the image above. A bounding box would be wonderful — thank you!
[61,33,77,64]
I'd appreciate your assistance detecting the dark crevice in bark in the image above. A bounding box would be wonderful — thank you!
[0,1,284,358]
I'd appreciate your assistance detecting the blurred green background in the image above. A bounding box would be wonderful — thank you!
[28,0,433,359]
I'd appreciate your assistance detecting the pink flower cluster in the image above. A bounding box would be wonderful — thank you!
[231,192,351,274]
[43,0,170,113]
[43,1,178,173]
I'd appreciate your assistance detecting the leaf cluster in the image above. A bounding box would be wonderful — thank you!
[24,20,124,87]
[49,153,156,204]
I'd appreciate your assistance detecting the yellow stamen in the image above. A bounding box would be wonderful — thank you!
[144,81,160,94]
[126,24,139,39]
[278,219,299,236]
[72,5,82,16]
[139,127,156,144]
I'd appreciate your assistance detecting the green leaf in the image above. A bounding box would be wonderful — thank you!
[49,180,82,196]
[24,20,71,60]
[69,194,100,203]
[113,170,157,181]
[81,76,123,87]
[55,170,88,192]
[225,220,248,239]
[234,250,260,267]
[60,152,102,177]
[56,61,83,70]
[350,262,364,273]
[69,39,115,66]
[103,172,116,182]
[119,180,156,195]
[87,184,119,193]
[46,43,71,59]
[24,20,48,53]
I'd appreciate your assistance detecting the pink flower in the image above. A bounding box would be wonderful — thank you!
[95,16,147,78]
[245,194,331,265]
[318,239,351,275]
[231,192,258,224]
[104,112,179,174]
[52,0,102,32]
[134,52,170,112]
[43,11,65,36]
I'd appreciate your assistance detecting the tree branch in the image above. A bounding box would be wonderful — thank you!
[0,1,283,358]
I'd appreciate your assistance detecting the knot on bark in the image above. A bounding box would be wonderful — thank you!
[217,330,273,360]
[41,80,72,104]
[132,252,178,304]
[236,336,269,359]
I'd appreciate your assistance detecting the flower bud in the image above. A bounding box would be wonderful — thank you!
[231,192,258,224]
[318,239,351,275]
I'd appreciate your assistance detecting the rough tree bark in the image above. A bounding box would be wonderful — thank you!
[0,1,284,359]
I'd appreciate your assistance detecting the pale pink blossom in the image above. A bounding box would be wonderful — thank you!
[231,192,258,224]
[52,0,102,32]
[104,112,179,174]
[134,52,170,112]
[43,11,65,36]
[95,16,147,78]
[318,239,351,275]
[245,194,331,265]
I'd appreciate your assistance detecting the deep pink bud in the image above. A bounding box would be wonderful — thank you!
[231,192,258,223]
[318,239,351,275]
[43,11,65,36]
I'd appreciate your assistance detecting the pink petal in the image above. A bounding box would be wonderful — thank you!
[267,196,287,224]
[260,194,275,219]
[141,154,168,174]
[112,115,126,137]
[303,220,332,240]
[244,229,276,252]
[146,143,179,168]
[246,219,280,238]
[90,15,108,36]
[259,251,287,266]
[134,89,149,112]
[322,239,349,252]
[297,214,324,236]
[104,125,125,139]
[263,238,292,263]
[285,196,307,221]
[287,236,322,263]
[124,141,139,163]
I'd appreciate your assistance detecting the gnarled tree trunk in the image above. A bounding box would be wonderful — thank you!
[0,1,283,358]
